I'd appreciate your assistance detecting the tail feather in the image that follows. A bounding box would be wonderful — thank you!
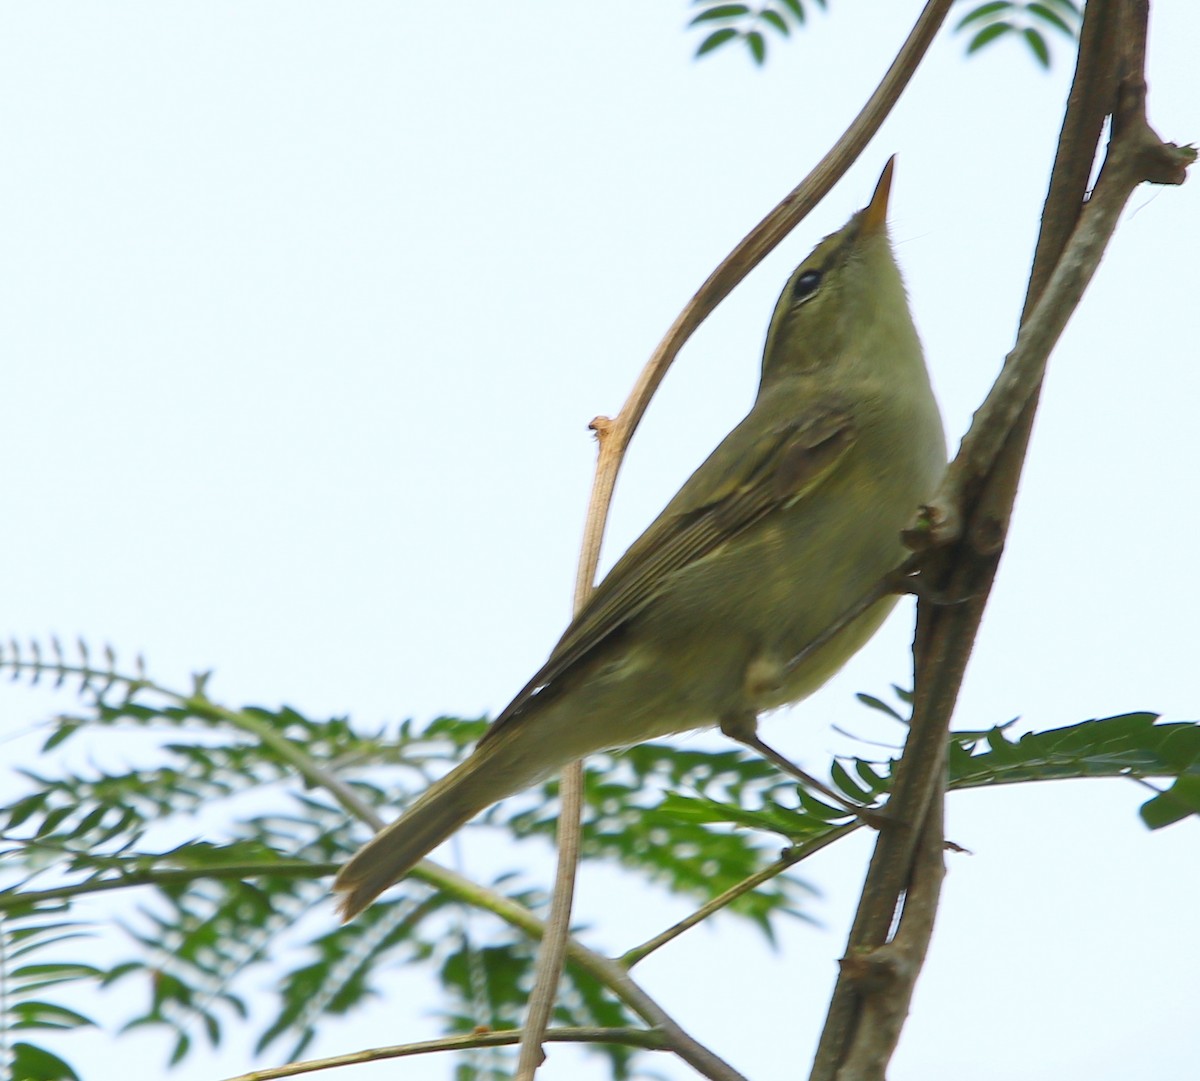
[333,725,546,920]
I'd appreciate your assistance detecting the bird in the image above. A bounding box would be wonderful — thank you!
[334,158,946,920]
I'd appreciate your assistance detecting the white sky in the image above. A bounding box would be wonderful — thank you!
[1,3,1197,1080]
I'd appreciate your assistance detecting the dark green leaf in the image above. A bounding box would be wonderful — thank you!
[779,0,807,22]
[830,760,872,803]
[6,791,49,829]
[856,692,904,721]
[695,27,740,57]
[891,685,915,706]
[1156,723,1200,771]
[760,9,790,36]
[1022,27,1050,67]
[854,759,888,794]
[967,21,1014,54]
[688,3,750,25]
[955,1,1013,32]
[41,720,82,752]
[745,30,766,65]
[1140,775,1200,830]
[11,1042,81,1081]
[9,1000,97,1031]
[794,785,852,822]
[1026,1,1078,38]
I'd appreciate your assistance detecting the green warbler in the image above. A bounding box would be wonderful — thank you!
[335,159,945,919]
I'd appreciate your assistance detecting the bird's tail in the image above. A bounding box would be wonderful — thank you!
[333,723,548,920]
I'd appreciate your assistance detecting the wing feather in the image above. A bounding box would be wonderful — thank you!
[481,405,855,738]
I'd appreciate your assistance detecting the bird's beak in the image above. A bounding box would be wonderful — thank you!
[861,155,895,235]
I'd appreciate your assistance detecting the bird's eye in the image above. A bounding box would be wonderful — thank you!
[792,269,822,302]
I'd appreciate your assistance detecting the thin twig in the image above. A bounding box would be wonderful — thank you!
[215,1026,670,1081]
[0,862,338,911]
[408,851,749,1079]
[620,824,859,969]
[516,758,583,1080]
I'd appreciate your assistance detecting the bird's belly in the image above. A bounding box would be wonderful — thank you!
[519,436,941,761]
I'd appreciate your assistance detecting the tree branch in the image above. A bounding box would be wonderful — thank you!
[810,2,1193,1078]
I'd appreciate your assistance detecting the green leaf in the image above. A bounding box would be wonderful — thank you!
[9,1000,97,1031]
[41,720,82,752]
[11,1042,81,1081]
[794,785,852,822]
[1022,26,1050,68]
[967,21,1014,54]
[6,790,49,829]
[854,759,888,795]
[1140,775,1200,830]
[745,30,766,65]
[955,1,1014,32]
[779,0,807,23]
[695,27,739,57]
[856,692,905,721]
[1026,1,1078,37]
[891,685,915,706]
[688,3,750,25]
[1156,723,1200,771]
[830,759,872,803]
[760,9,790,36]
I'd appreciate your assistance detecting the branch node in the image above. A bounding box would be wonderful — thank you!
[838,944,904,994]
[589,415,615,443]
[1141,138,1196,186]
[901,498,960,553]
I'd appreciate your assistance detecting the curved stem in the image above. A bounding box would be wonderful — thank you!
[215,1026,670,1081]
[578,0,955,573]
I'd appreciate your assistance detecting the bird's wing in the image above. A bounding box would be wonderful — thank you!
[482,403,856,737]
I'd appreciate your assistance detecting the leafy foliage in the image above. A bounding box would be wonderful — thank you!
[686,0,1082,69]
[688,0,828,67]
[955,0,1082,68]
[0,642,1195,1080]
[0,642,810,1079]
[664,700,1200,840]
[0,920,98,1081]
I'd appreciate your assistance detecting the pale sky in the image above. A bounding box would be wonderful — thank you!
[1,4,1197,1080]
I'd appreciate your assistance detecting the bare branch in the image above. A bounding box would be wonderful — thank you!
[620,824,859,969]
[810,2,1193,1078]
[404,861,752,1080]
[216,1026,670,1081]
[516,759,583,1080]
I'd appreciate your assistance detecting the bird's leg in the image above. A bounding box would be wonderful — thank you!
[719,710,889,824]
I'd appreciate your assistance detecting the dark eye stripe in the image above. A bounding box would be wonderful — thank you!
[792,269,822,302]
